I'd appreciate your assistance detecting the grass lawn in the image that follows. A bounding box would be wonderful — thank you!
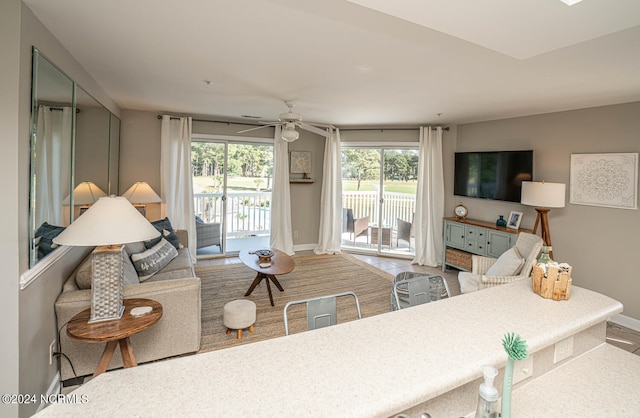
[193,176,416,194]
[193,176,271,192]
[342,179,417,194]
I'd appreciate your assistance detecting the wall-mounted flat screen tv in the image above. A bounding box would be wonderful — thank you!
[454,150,533,202]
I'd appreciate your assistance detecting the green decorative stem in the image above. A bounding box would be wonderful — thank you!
[501,358,515,418]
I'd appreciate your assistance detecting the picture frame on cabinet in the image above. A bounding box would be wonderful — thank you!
[507,211,523,230]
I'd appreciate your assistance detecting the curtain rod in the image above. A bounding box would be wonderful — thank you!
[157,115,448,131]
[50,107,80,113]
[339,126,449,132]
[157,115,266,127]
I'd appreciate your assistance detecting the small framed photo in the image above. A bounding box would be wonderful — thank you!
[507,211,523,230]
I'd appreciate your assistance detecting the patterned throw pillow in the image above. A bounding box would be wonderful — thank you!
[34,222,66,259]
[131,238,178,281]
[144,217,181,249]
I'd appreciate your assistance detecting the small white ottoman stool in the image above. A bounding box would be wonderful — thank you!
[223,299,256,340]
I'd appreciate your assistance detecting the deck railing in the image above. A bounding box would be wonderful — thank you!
[194,192,271,237]
[342,191,416,228]
[194,190,416,238]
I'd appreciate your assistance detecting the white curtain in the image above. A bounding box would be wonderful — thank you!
[269,126,294,255]
[314,128,343,254]
[35,105,73,227]
[412,126,445,267]
[160,115,197,262]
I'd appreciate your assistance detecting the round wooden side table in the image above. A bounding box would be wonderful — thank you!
[67,298,162,377]
[239,248,295,306]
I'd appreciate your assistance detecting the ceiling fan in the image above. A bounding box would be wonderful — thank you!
[237,101,331,142]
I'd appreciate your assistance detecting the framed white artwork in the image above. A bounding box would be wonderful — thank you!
[570,153,638,210]
[290,151,311,174]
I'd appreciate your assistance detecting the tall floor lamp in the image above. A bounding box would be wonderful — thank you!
[53,196,160,322]
[520,181,566,259]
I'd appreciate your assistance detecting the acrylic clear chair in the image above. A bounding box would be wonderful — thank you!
[390,272,450,311]
[283,291,362,336]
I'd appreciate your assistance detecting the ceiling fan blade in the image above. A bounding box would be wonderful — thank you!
[237,124,276,134]
[299,122,331,137]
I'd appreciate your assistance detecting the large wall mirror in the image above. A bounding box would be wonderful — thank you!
[29,48,120,268]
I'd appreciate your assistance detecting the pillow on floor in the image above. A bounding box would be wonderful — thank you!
[485,247,524,276]
[75,250,140,289]
[144,217,181,250]
[132,238,178,281]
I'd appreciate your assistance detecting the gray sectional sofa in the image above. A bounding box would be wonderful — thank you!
[54,229,201,382]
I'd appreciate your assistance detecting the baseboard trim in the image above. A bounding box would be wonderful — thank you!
[293,243,317,252]
[609,314,640,333]
[36,372,61,413]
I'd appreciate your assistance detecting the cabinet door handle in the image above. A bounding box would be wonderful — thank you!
[461,236,464,239]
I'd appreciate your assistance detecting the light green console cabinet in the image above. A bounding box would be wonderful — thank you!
[442,217,531,272]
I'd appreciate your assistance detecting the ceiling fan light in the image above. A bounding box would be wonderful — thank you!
[282,125,299,142]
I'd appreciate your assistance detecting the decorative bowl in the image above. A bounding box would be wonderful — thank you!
[254,249,274,262]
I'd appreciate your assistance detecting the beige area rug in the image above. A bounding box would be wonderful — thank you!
[196,253,395,353]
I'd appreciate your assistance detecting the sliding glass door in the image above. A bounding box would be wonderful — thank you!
[192,139,273,257]
[341,146,418,257]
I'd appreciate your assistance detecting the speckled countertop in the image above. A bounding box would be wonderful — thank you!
[510,344,640,417]
[36,280,623,417]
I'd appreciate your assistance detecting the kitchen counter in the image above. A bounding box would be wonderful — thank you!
[37,279,624,417]
[510,343,640,417]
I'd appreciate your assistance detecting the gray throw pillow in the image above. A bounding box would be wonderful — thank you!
[75,249,140,289]
[131,238,178,281]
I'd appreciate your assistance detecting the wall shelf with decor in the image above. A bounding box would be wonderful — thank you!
[442,217,532,272]
[289,178,314,184]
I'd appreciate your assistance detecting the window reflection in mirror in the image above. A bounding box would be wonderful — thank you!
[30,49,74,267]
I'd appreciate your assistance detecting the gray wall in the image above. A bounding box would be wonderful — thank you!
[0,4,120,417]
[452,102,640,320]
[1,1,22,416]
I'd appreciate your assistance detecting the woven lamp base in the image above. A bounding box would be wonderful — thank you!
[89,245,125,323]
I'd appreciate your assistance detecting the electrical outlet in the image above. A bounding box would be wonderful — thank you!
[49,340,56,365]
[554,336,574,363]
[293,230,299,238]
[513,355,533,384]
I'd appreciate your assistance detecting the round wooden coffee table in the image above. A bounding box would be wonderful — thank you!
[239,248,295,306]
[67,298,162,377]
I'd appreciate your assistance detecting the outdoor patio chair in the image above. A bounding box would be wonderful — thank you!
[395,217,413,250]
[195,218,221,249]
[343,208,369,245]
[283,291,362,335]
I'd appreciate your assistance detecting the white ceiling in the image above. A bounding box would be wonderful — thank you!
[23,0,640,127]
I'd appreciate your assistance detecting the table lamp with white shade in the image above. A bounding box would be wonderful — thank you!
[53,196,160,323]
[121,181,162,217]
[62,181,108,215]
[520,181,566,259]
